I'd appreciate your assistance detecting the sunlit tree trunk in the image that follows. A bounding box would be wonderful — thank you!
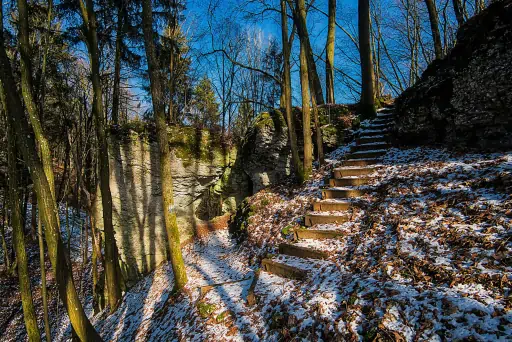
[425,0,443,59]
[290,0,325,106]
[141,0,188,291]
[17,0,54,195]
[280,0,304,183]
[0,44,104,342]
[358,0,376,119]
[297,0,313,179]
[326,0,336,104]
[78,0,123,313]
[4,92,41,342]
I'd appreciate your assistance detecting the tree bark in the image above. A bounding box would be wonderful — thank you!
[38,214,51,342]
[78,0,123,313]
[290,0,325,106]
[112,5,124,126]
[17,0,54,196]
[358,0,376,119]
[280,0,304,183]
[452,0,465,27]
[311,94,324,165]
[5,91,41,342]
[0,37,103,342]
[297,0,313,180]
[141,0,188,292]
[425,0,443,59]
[326,0,336,104]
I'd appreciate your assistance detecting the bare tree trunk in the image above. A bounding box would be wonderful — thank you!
[5,94,41,342]
[290,0,325,106]
[325,0,336,104]
[280,0,304,183]
[38,214,51,342]
[0,194,10,269]
[358,0,376,118]
[0,30,103,340]
[297,0,313,179]
[311,94,324,165]
[452,0,465,27]
[111,5,124,126]
[141,0,188,292]
[425,0,443,59]
[78,0,123,313]
[17,0,55,196]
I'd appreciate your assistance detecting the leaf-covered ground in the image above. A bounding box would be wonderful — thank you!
[1,145,511,341]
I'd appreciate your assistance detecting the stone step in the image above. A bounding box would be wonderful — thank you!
[333,166,377,178]
[351,143,390,152]
[346,150,387,160]
[304,213,350,226]
[322,188,369,199]
[261,259,307,280]
[357,136,389,145]
[361,123,393,130]
[329,177,370,187]
[376,112,394,118]
[341,159,379,167]
[373,118,394,125]
[294,228,345,240]
[312,199,352,211]
[279,243,329,260]
[360,130,390,138]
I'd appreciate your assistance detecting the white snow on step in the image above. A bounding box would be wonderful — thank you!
[351,149,388,154]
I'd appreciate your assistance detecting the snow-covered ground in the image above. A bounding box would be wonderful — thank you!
[81,146,512,340]
[2,145,511,341]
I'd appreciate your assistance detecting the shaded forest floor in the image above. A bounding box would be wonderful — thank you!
[1,144,511,341]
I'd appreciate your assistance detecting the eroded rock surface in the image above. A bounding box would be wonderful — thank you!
[395,0,512,148]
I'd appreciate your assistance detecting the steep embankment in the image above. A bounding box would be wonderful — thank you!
[395,0,512,148]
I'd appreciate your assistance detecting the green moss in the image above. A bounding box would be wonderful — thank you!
[168,126,229,165]
[281,224,293,236]
[253,110,287,133]
[215,311,230,323]
[197,301,217,318]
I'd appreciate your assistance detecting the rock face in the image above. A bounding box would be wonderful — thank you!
[94,127,249,282]
[240,110,292,193]
[95,106,356,282]
[395,0,512,148]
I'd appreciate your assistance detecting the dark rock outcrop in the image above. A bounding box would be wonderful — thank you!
[395,0,512,148]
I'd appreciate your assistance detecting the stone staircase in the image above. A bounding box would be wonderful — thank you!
[259,105,395,280]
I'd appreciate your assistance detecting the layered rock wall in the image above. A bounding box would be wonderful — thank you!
[395,0,512,148]
[94,127,249,281]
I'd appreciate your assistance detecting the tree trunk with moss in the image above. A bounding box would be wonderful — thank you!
[0,38,103,342]
[5,92,41,342]
[311,95,324,165]
[141,0,188,292]
[79,0,123,313]
[326,0,336,104]
[296,0,313,180]
[280,0,304,183]
[425,0,443,60]
[358,0,376,119]
[17,0,54,195]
